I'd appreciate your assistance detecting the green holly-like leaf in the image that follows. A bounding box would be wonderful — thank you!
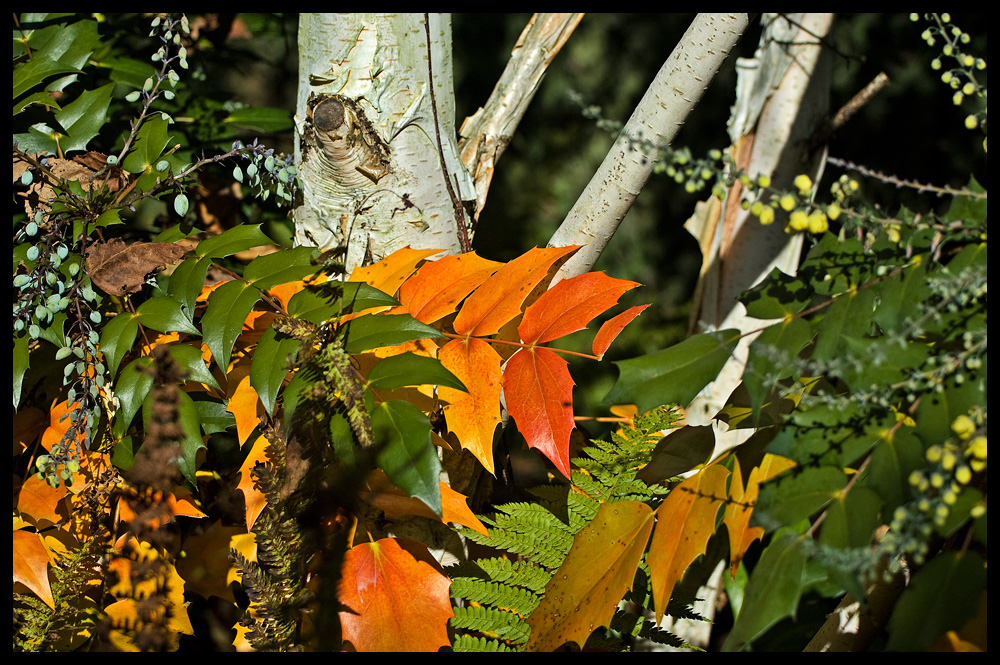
[366,352,467,393]
[372,400,441,516]
[135,296,199,336]
[251,326,300,416]
[342,314,443,355]
[604,329,741,414]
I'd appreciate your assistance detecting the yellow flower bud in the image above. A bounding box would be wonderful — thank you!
[794,174,813,192]
[807,211,828,234]
[779,194,796,211]
[952,414,976,439]
[788,210,809,231]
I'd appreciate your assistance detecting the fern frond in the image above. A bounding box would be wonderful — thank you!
[451,633,519,652]
[450,605,531,644]
[473,557,552,594]
[449,577,541,616]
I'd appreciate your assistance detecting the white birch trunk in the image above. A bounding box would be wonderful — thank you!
[293,13,475,271]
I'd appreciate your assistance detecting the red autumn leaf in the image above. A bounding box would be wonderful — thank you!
[338,537,453,652]
[452,245,579,337]
[348,247,441,296]
[592,304,650,359]
[525,501,654,651]
[517,271,640,345]
[503,347,576,478]
[647,463,730,621]
[438,338,503,475]
[398,251,502,324]
[13,529,54,609]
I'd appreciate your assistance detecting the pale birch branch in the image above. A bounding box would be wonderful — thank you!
[547,13,751,282]
[458,13,584,220]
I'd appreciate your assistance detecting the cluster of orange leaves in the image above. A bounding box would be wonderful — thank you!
[13,245,791,651]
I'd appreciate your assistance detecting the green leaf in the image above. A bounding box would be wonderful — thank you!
[14,334,30,408]
[243,245,318,290]
[857,428,924,511]
[225,106,294,133]
[286,281,399,324]
[754,466,846,530]
[635,425,715,484]
[13,57,81,100]
[342,313,443,355]
[167,343,220,391]
[743,316,812,420]
[122,116,170,175]
[113,357,154,438]
[886,551,986,651]
[98,311,138,378]
[102,56,156,89]
[250,327,299,416]
[740,267,813,319]
[366,352,467,392]
[604,329,741,414]
[372,400,441,516]
[195,224,272,259]
[722,530,807,651]
[202,279,261,373]
[135,297,199,336]
[811,288,876,363]
[53,83,113,153]
[192,398,236,436]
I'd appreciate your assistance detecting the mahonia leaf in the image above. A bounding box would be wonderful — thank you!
[647,463,730,621]
[85,238,186,295]
[452,246,579,337]
[439,338,503,475]
[398,251,502,324]
[592,304,650,359]
[525,500,654,651]
[517,271,639,345]
[12,529,55,609]
[503,347,575,479]
[338,537,453,651]
[349,247,441,296]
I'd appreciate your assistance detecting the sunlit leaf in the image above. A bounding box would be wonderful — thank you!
[398,250,502,324]
[592,304,650,359]
[647,463,729,620]
[525,501,654,651]
[517,271,640,345]
[349,247,441,296]
[503,347,575,478]
[12,529,54,609]
[338,537,453,652]
[439,338,503,475]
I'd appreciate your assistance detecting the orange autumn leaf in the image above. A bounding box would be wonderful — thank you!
[13,406,47,455]
[16,474,68,527]
[398,250,502,324]
[360,470,489,536]
[439,338,503,475]
[237,434,270,531]
[592,304,650,359]
[338,537,453,652]
[723,458,765,578]
[12,529,54,609]
[40,399,86,452]
[647,463,730,621]
[452,245,579,337]
[226,363,263,447]
[348,247,441,296]
[503,347,576,479]
[526,501,654,652]
[517,271,640,345]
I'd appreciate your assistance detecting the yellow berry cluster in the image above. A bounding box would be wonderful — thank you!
[911,13,987,141]
[742,173,844,236]
[906,412,986,528]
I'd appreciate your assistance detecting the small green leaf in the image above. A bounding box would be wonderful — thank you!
[366,352,467,393]
[243,245,318,290]
[195,223,272,259]
[372,400,441,516]
[113,357,155,438]
[754,466,846,530]
[886,551,986,651]
[167,343,220,391]
[287,282,399,325]
[251,327,300,416]
[604,329,741,414]
[201,279,261,373]
[136,297,199,335]
[342,314,443,355]
[722,531,807,651]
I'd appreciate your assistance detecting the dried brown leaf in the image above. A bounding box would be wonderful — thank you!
[86,238,187,295]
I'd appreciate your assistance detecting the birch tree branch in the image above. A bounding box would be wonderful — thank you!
[547,13,750,282]
[458,13,584,220]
